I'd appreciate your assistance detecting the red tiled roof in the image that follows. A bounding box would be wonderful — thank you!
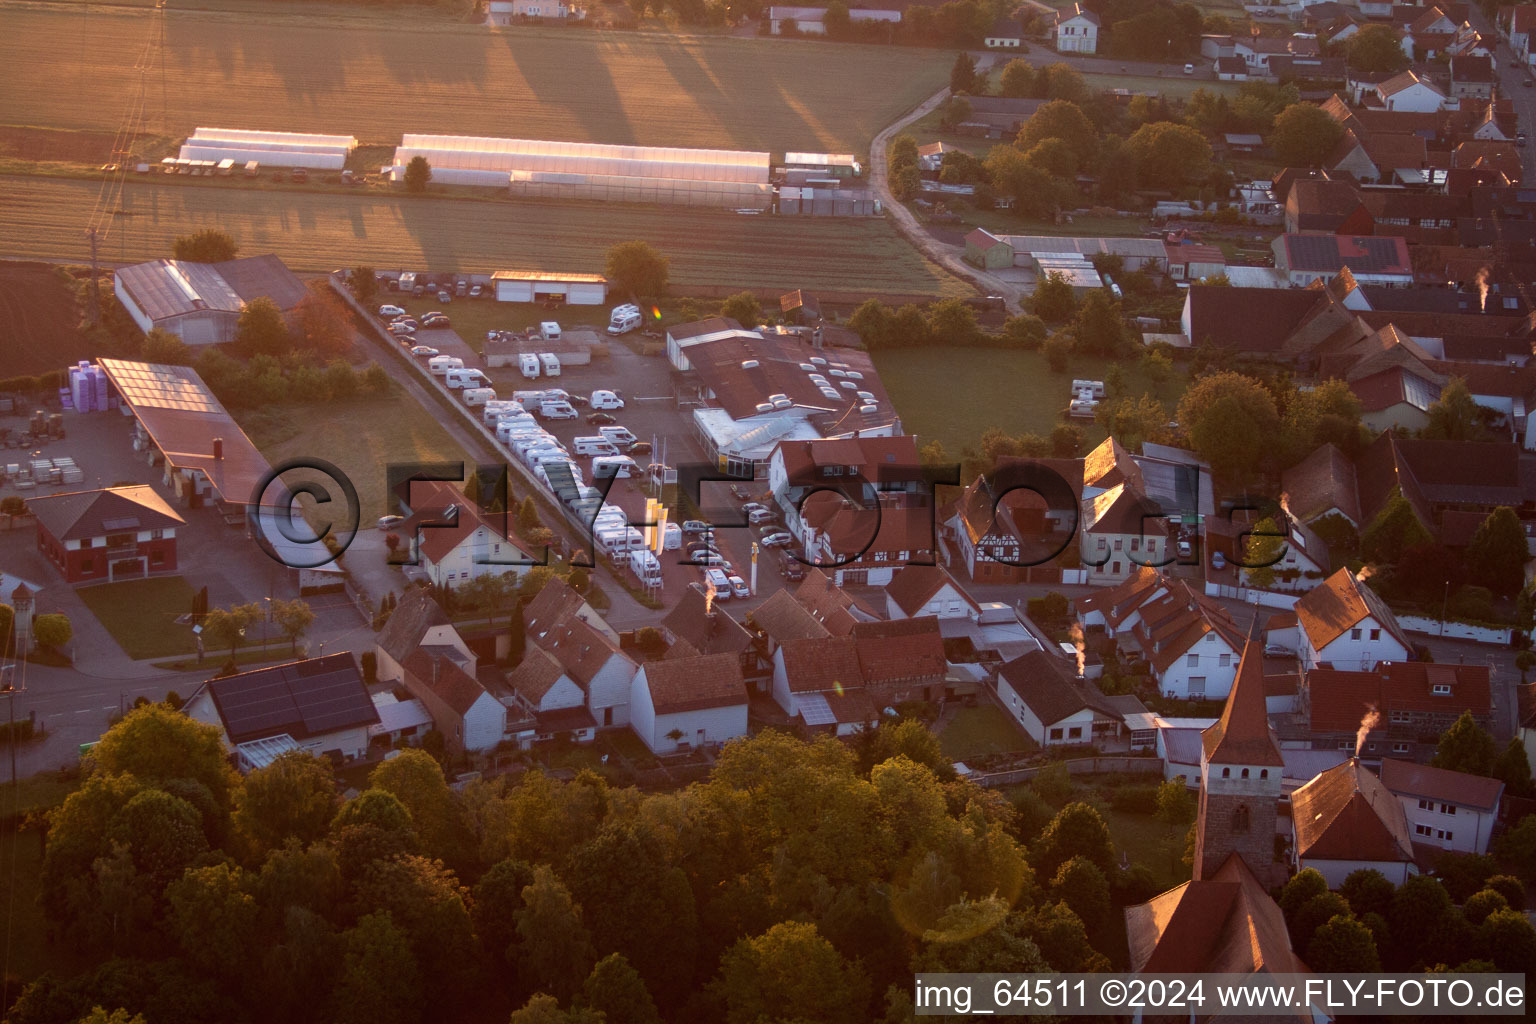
[1282,443,1361,524]
[1294,568,1412,653]
[1379,757,1503,811]
[747,588,830,644]
[853,616,946,684]
[505,646,569,706]
[884,564,977,618]
[1308,661,1492,731]
[1348,366,1442,413]
[794,569,860,636]
[780,635,862,693]
[1202,640,1285,767]
[1293,759,1415,864]
[640,652,746,714]
[774,436,920,488]
[402,648,490,717]
[28,485,184,542]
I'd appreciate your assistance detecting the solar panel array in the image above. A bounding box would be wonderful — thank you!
[1288,235,1406,273]
[211,655,376,743]
[798,692,837,727]
[99,359,220,414]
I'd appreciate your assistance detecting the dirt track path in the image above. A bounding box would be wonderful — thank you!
[867,55,1028,314]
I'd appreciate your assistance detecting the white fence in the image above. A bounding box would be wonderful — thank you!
[1396,615,1512,646]
[1203,581,1300,609]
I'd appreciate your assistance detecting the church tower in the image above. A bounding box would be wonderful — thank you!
[1194,625,1285,888]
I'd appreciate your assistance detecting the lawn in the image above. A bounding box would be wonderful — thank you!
[238,393,470,523]
[939,704,1036,760]
[0,175,970,298]
[76,576,199,659]
[1103,807,1191,894]
[1,6,948,154]
[873,345,1189,459]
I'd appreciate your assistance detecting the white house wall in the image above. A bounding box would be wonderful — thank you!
[586,654,637,728]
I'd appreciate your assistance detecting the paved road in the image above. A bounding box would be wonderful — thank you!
[867,54,1032,313]
[968,46,1216,84]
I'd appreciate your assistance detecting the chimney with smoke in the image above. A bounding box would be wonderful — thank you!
[1355,705,1381,756]
[703,580,716,617]
[1476,265,1490,313]
[1070,622,1086,678]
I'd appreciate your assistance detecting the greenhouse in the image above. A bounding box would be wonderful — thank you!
[388,134,772,206]
[177,128,357,170]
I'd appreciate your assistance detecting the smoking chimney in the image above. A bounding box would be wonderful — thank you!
[1355,705,1381,756]
[1070,622,1086,678]
[1476,266,1490,313]
[212,437,224,459]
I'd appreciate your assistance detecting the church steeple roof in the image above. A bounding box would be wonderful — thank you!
[1201,622,1284,768]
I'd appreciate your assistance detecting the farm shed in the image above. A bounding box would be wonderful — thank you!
[1002,235,1169,272]
[776,186,879,216]
[178,127,357,170]
[393,134,773,208]
[113,254,307,344]
[964,228,1014,270]
[783,152,861,178]
[491,270,607,305]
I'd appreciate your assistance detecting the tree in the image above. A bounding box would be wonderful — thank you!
[235,296,292,357]
[1496,738,1535,798]
[1308,914,1380,972]
[1388,874,1459,968]
[1051,856,1110,928]
[1024,137,1077,181]
[983,145,1067,217]
[926,298,982,345]
[714,921,871,1024]
[1479,908,1536,974]
[1279,868,1329,919]
[328,911,422,1024]
[515,865,594,1002]
[1155,778,1194,837]
[271,597,316,655]
[999,59,1034,98]
[201,602,262,659]
[1177,371,1280,478]
[1269,103,1344,168]
[1291,891,1350,952]
[74,1011,149,1024]
[32,612,72,651]
[1039,62,1088,103]
[368,750,468,866]
[1002,313,1046,349]
[1016,100,1097,163]
[1348,25,1409,73]
[1094,134,1139,202]
[294,290,354,357]
[1341,868,1395,919]
[1033,802,1115,878]
[1463,888,1509,926]
[1465,507,1531,599]
[142,327,192,365]
[1497,816,1536,881]
[949,52,978,94]
[822,0,851,37]
[1422,377,1487,441]
[890,161,921,202]
[1124,121,1212,188]
[235,750,339,855]
[605,240,669,300]
[403,155,432,193]
[1072,289,1127,357]
[91,702,238,812]
[1031,271,1076,322]
[165,862,259,980]
[173,228,238,263]
[1051,422,1082,457]
[890,134,919,172]
[348,266,377,306]
[1360,488,1433,565]
[719,290,761,327]
[1241,516,1287,588]
[848,298,892,349]
[1432,710,1498,777]
[579,953,662,1024]
[1042,331,1073,373]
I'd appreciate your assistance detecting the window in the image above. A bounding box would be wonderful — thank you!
[1390,710,1410,724]
[1232,804,1250,833]
[1187,654,1199,668]
[1130,538,1140,551]
[1392,743,1410,754]
[1432,684,1452,696]
[1189,677,1206,698]
[1219,654,1231,667]
[1068,726,1083,739]
[1369,629,1381,641]
[1241,768,1250,779]
[1351,628,1362,641]
[1338,740,1352,750]
[1416,824,1433,837]
[1440,830,1453,841]
[1050,727,1064,740]
[1440,803,1456,815]
[1260,769,1268,780]
[1419,798,1434,810]
[1222,767,1231,778]
[1111,562,1121,575]
[1114,539,1123,550]
[150,529,164,540]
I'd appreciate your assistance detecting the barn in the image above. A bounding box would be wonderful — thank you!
[491,270,607,305]
[113,254,308,344]
[178,127,357,170]
[390,134,774,209]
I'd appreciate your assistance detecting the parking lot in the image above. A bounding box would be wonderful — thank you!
[382,311,802,612]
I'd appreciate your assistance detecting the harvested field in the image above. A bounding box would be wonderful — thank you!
[0,4,949,154]
[0,175,971,297]
[0,126,173,164]
[0,260,94,375]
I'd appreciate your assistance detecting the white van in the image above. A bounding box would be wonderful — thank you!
[663,522,682,550]
[520,353,540,379]
[589,389,625,411]
[539,400,577,420]
[597,425,638,447]
[574,436,622,457]
[592,455,639,479]
[607,311,642,336]
[704,567,732,599]
[540,322,562,342]
[539,352,561,377]
[629,548,662,587]
[428,355,463,376]
[461,387,497,407]
[445,368,491,390]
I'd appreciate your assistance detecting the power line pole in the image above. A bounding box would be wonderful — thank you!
[86,226,102,325]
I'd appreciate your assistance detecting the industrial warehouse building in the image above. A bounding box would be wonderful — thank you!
[178,127,358,169]
[389,134,774,209]
[114,254,308,344]
[963,230,1170,272]
[492,270,607,305]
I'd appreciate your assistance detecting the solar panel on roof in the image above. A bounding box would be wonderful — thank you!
[798,692,836,727]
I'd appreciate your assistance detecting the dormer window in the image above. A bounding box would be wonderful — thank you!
[1432,683,1452,695]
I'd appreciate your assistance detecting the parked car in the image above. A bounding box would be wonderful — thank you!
[729,484,750,501]
[410,345,439,357]
[586,412,617,425]
[1177,539,1193,559]
[422,317,450,329]
[682,520,710,534]
[1211,550,1227,570]
[421,311,445,321]
[748,508,779,526]
[1264,645,1291,658]
[378,304,405,317]
[469,284,484,297]
[567,393,589,406]
[455,279,467,296]
[387,323,415,335]
[626,441,653,456]
[779,552,805,580]
[1183,63,1194,74]
[436,291,453,303]
[741,502,769,516]
[290,168,308,183]
[376,514,404,530]
[760,531,793,547]
[728,575,750,598]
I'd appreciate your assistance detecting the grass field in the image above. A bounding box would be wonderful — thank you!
[873,345,1188,458]
[938,705,1036,760]
[76,576,199,659]
[238,393,470,522]
[0,261,93,375]
[1,5,948,154]
[0,174,969,297]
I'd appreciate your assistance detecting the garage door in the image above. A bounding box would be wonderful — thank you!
[177,314,219,345]
[496,280,533,302]
[568,283,606,305]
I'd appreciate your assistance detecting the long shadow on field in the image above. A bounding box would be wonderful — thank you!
[638,35,816,152]
[496,29,635,146]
